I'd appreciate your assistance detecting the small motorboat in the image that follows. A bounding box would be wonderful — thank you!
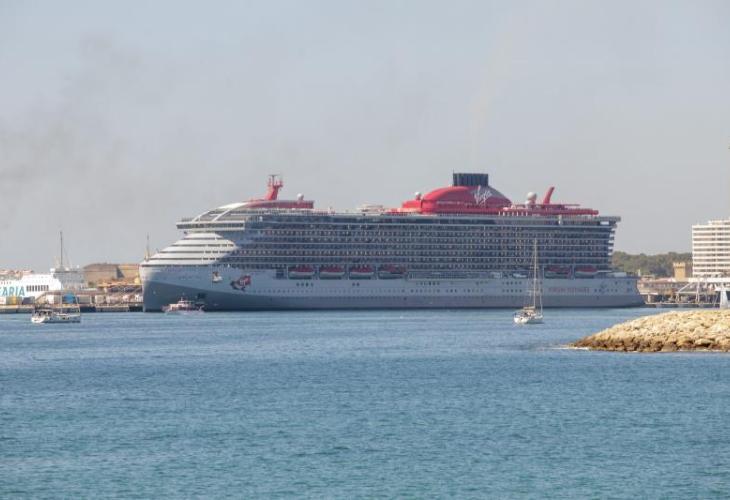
[163,299,204,314]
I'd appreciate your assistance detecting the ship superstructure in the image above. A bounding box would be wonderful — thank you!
[140,174,642,311]
[0,271,64,303]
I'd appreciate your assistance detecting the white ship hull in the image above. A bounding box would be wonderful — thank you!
[1,274,64,301]
[1,267,84,302]
[141,266,643,312]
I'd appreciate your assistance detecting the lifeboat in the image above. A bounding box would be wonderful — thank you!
[544,266,571,279]
[574,266,598,278]
[349,265,375,279]
[288,265,315,279]
[319,265,345,279]
[378,265,406,279]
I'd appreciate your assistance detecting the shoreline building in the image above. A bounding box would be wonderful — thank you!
[83,263,140,287]
[692,219,730,277]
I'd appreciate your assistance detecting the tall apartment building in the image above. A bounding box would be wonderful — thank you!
[692,219,730,277]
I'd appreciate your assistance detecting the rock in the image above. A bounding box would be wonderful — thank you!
[646,339,662,352]
[717,339,730,351]
[572,310,730,353]
[661,342,677,352]
[677,336,694,349]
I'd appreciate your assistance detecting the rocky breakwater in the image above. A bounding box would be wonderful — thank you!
[573,310,730,352]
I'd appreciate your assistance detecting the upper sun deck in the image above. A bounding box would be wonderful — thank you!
[398,174,599,217]
[179,172,611,228]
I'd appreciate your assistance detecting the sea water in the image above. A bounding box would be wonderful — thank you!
[1,309,730,498]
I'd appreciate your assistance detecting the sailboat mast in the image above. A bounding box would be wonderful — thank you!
[532,239,538,308]
[60,231,64,269]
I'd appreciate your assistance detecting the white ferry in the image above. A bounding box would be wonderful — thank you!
[0,267,84,302]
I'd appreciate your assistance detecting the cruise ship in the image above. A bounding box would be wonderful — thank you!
[140,173,642,311]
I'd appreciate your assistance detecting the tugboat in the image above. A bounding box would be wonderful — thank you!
[514,240,544,325]
[163,298,204,314]
[31,293,81,324]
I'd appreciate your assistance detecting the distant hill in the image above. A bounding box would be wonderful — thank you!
[612,251,692,277]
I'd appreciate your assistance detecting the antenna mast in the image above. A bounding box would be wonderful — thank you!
[533,239,538,308]
[265,174,284,201]
[60,231,64,269]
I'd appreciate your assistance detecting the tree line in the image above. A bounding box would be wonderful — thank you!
[611,251,691,277]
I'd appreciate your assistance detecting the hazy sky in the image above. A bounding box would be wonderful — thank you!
[2,0,729,270]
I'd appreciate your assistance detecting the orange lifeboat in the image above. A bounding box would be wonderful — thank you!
[377,265,406,279]
[574,266,598,278]
[319,265,345,279]
[349,265,374,279]
[544,266,571,279]
[288,265,315,279]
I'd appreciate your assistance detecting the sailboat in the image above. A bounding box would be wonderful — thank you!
[31,293,82,324]
[514,239,544,325]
